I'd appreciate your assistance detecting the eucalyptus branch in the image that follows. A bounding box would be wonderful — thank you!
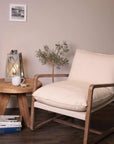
[36,41,69,69]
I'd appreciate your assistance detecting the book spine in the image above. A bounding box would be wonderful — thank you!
[0,124,22,128]
[0,122,21,125]
[0,127,21,135]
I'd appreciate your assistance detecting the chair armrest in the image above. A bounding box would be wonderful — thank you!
[88,83,114,103]
[34,74,69,80]
[33,74,69,91]
[89,83,114,90]
[86,83,114,115]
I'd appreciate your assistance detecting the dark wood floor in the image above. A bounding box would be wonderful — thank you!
[0,104,114,144]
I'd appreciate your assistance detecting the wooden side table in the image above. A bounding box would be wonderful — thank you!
[0,78,42,128]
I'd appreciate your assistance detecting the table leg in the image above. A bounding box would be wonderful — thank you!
[0,94,10,115]
[17,94,30,127]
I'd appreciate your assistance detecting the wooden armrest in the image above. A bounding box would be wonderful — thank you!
[88,83,114,100]
[86,83,114,114]
[33,74,69,91]
[34,74,69,80]
[89,83,114,90]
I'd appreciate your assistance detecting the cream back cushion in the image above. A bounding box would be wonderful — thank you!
[69,49,114,84]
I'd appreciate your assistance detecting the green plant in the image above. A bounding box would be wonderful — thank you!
[36,41,69,82]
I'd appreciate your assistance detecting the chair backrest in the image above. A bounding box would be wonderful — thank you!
[69,49,114,84]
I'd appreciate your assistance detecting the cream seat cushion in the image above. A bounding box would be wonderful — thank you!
[33,80,114,112]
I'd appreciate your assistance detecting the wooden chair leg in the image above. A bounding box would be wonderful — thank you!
[83,112,91,144]
[90,127,114,144]
[30,96,35,130]
[83,85,93,144]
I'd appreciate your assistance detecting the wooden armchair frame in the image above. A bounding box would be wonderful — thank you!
[30,74,114,144]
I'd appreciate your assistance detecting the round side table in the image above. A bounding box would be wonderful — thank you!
[0,78,42,127]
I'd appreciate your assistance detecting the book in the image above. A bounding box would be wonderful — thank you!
[0,115,22,127]
[0,124,21,128]
[0,115,21,122]
[0,115,22,134]
[0,127,21,135]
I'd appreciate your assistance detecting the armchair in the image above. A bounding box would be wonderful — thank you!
[30,49,114,144]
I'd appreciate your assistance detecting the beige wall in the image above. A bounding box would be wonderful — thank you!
[0,0,114,107]
[0,0,114,78]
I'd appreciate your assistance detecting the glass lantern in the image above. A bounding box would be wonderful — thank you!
[5,50,24,82]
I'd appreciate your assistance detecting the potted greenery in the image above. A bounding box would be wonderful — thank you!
[36,41,69,82]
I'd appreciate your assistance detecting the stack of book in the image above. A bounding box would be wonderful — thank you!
[0,115,22,135]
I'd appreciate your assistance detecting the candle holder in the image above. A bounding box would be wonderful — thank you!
[5,50,24,82]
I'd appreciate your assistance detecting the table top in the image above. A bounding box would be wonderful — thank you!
[0,78,42,94]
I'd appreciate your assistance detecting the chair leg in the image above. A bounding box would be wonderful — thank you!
[90,127,114,144]
[30,96,35,130]
[83,111,91,144]
[83,85,93,144]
